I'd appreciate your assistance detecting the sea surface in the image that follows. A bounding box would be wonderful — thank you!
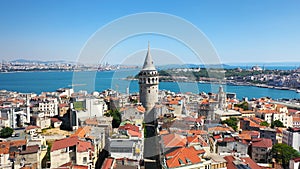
[0,70,299,100]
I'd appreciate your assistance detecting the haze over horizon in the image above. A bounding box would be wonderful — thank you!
[1,0,300,64]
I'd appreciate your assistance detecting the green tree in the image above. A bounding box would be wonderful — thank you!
[221,117,238,131]
[260,121,270,127]
[272,143,300,169]
[46,141,53,161]
[104,109,121,128]
[235,102,249,110]
[271,120,284,128]
[0,127,14,138]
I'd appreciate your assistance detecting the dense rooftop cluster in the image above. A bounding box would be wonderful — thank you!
[0,86,299,169]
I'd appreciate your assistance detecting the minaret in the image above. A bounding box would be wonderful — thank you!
[139,43,161,168]
[218,85,226,110]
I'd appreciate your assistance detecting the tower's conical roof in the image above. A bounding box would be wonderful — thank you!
[142,42,156,70]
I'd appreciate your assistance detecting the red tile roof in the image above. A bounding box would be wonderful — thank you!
[257,110,278,114]
[293,117,300,122]
[168,107,175,111]
[224,156,262,169]
[101,157,114,169]
[20,145,39,155]
[238,134,251,140]
[240,157,262,169]
[85,118,98,125]
[0,142,10,154]
[51,136,78,152]
[166,146,205,168]
[51,136,93,152]
[9,139,27,147]
[241,130,260,137]
[58,162,72,168]
[25,125,40,131]
[186,135,209,147]
[240,110,255,114]
[213,135,222,140]
[159,130,169,135]
[223,137,235,142]
[59,103,69,108]
[119,124,139,132]
[288,109,299,114]
[73,166,89,169]
[223,155,236,169]
[276,127,285,134]
[162,133,187,148]
[182,117,203,123]
[188,130,207,135]
[187,135,198,144]
[169,100,179,105]
[127,129,142,138]
[208,126,234,133]
[77,140,93,152]
[251,138,272,148]
[292,157,300,162]
[136,105,145,113]
[251,117,265,123]
[72,126,91,138]
[242,118,262,128]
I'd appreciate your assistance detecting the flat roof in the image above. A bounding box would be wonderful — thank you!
[110,140,135,148]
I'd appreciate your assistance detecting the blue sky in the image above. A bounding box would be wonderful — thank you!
[0,0,300,64]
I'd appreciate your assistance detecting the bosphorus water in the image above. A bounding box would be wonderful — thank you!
[0,70,299,100]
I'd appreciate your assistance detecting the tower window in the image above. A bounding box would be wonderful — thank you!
[148,78,150,83]
[148,90,150,93]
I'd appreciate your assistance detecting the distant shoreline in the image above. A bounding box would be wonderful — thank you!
[0,69,116,73]
[123,77,300,93]
[1,67,300,95]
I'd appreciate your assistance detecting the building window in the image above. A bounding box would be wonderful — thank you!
[178,159,184,165]
[83,157,87,164]
[185,158,191,164]
[148,90,150,93]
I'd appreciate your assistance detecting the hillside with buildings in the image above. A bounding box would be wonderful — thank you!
[0,45,299,169]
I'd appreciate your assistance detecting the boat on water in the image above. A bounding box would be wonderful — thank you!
[297,89,300,93]
[280,87,290,90]
[68,84,87,87]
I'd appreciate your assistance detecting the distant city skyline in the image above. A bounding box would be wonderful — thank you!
[0,1,300,64]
